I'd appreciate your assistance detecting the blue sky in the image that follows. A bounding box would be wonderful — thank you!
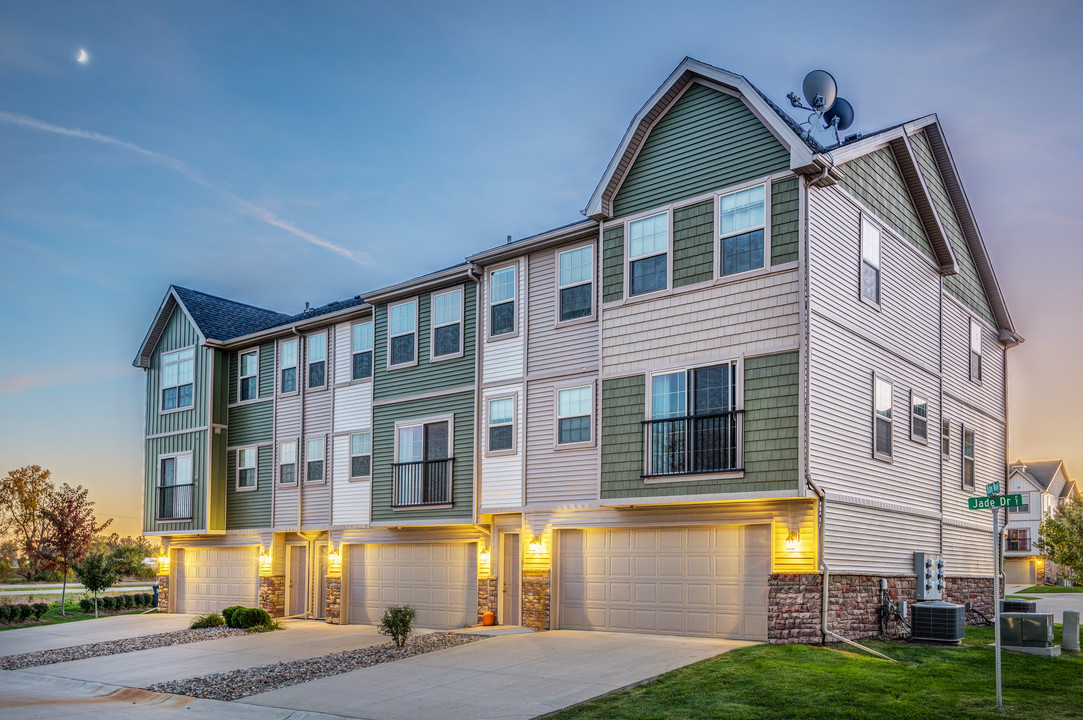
[1,0,1081,535]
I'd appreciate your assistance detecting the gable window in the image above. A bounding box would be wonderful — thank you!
[237,448,257,490]
[307,332,327,389]
[157,453,192,520]
[305,437,325,483]
[393,419,452,507]
[910,392,928,443]
[350,432,372,479]
[719,184,766,276]
[489,266,516,337]
[279,441,296,485]
[646,363,739,476]
[861,217,881,305]
[962,426,975,489]
[557,386,593,445]
[239,350,258,401]
[388,300,417,367]
[558,246,593,321]
[1008,492,1030,513]
[280,339,298,393]
[1006,528,1029,552]
[488,397,515,453]
[628,212,668,296]
[969,318,983,383]
[352,322,373,380]
[161,347,194,411]
[432,288,463,358]
[873,376,893,461]
[941,418,951,458]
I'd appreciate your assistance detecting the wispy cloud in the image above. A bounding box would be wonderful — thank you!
[0,363,133,395]
[0,110,373,267]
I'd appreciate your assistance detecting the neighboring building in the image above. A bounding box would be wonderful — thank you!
[1004,460,1078,585]
[134,58,1021,643]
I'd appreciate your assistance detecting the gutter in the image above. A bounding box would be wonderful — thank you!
[204,303,372,349]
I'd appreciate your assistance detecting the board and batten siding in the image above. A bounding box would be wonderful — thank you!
[482,259,525,384]
[611,82,790,219]
[225,445,272,530]
[144,430,208,533]
[770,176,800,265]
[332,433,370,526]
[480,383,523,509]
[145,307,208,436]
[525,374,599,505]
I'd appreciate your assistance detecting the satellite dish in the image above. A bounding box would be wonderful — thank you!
[802,70,837,112]
[824,97,854,131]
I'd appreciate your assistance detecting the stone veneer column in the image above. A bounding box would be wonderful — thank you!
[944,576,1000,621]
[156,575,169,613]
[768,573,822,644]
[259,575,285,617]
[477,578,498,623]
[522,570,550,630]
[325,577,341,624]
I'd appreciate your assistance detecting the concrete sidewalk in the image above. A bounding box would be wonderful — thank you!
[0,613,194,656]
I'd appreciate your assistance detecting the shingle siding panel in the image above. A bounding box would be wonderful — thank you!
[770,176,800,265]
[672,200,714,287]
[602,225,624,303]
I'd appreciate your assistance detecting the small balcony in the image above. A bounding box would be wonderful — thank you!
[157,483,193,521]
[642,411,743,478]
[1005,538,1030,552]
[392,458,453,507]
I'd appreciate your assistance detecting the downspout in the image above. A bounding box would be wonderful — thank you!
[292,327,304,548]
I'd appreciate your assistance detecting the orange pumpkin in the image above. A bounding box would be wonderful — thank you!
[482,611,496,626]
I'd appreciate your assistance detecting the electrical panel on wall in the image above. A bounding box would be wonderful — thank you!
[914,552,944,601]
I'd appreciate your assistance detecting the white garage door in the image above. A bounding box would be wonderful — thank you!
[173,547,259,614]
[1005,558,1036,586]
[558,525,770,641]
[347,543,476,629]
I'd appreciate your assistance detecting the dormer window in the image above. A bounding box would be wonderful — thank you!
[161,347,194,411]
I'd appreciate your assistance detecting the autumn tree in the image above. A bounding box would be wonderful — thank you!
[1035,496,1083,582]
[40,484,112,615]
[0,466,56,579]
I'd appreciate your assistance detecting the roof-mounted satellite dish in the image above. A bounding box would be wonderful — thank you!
[824,97,854,131]
[802,70,837,112]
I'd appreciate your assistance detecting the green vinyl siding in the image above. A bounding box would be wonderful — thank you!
[372,282,476,402]
[613,83,790,218]
[226,445,273,530]
[600,351,800,499]
[144,307,208,436]
[838,147,935,262]
[228,400,273,446]
[672,199,715,287]
[908,130,995,324]
[370,390,474,522]
[770,176,800,265]
[228,340,276,405]
[144,430,208,533]
[211,349,227,426]
[602,225,625,303]
[209,428,226,531]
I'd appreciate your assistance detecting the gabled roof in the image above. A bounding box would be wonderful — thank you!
[1010,460,1067,494]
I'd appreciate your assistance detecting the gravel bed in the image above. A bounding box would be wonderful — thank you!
[0,626,244,670]
[147,632,486,701]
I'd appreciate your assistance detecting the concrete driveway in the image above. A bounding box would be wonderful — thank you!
[0,613,195,655]
[1005,585,1083,623]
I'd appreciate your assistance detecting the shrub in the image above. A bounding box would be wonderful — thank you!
[0,605,13,622]
[189,612,225,629]
[32,602,48,619]
[102,596,115,611]
[79,598,95,614]
[141,593,152,606]
[378,605,415,648]
[233,607,273,629]
[123,594,135,609]
[222,605,245,628]
[16,604,33,622]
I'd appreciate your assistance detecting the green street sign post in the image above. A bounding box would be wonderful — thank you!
[968,494,1023,510]
[967,492,1015,709]
[986,481,1001,497]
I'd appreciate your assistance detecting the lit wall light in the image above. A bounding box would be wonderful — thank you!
[478,545,491,564]
[785,530,801,552]
[528,535,545,554]
[327,547,342,577]
[156,553,170,575]
[259,550,274,576]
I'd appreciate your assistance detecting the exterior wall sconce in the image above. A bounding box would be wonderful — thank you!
[528,536,545,555]
[156,553,170,575]
[785,530,801,552]
[259,550,274,576]
[478,545,492,578]
[327,547,342,577]
[478,545,491,563]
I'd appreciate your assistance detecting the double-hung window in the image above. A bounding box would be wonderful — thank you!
[647,362,739,476]
[488,397,515,453]
[941,418,951,458]
[558,246,593,321]
[861,217,881,305]
[910,392,928,443]
[873,376,893,461]
[280,339,298,393]
[969,318,983,383]
[305,437,325,483]
[352,322,373,380]
[161,347,194,411]
[962,426,976,489]
[307,332,327,389]
[394,419,452,506]
[158,453,192,520]
[1008,492,1030,514]
[279,441,296,484]
[628,212,668,296]
[388,300,417,367]
[350,432,371,479]
[719,185,765,276]
[239,350,258,401]
[1006,529,1029,552]
[557,386,592,445]
[432,288,463,358]
[237,448,256,490]
[489,266,516,337]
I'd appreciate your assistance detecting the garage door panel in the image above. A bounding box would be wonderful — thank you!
[174,547,259,615]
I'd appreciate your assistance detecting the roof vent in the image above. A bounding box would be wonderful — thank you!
[506,234,513,244]
[304,302,310,311]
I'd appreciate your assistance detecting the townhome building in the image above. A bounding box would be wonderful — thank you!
[1004,460,1078,586]
[134,58,1020,643]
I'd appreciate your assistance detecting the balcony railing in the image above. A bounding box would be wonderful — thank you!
[1005,538,1030,552]
[392,458,453,507]
[157,483,193,521]
[642,411,743,478]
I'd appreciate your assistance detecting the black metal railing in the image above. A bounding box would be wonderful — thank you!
[392,458,453,507]
[157,483,193,520]
[1005,538,1029,552]
[642,411,743,478]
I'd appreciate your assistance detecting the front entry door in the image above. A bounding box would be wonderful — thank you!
[316,545,328,619]
[288,545,308,616]
[502,534,520,626]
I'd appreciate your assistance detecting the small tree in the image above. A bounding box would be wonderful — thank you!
[73,553,118,618]
[1035,497,1083,582]
[110,543,154,579]
[40,484,112,615]
[378,605,415,648]
[0,465,56,579]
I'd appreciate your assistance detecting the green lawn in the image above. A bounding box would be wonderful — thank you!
[547,627,1082,720]
[0,601,150,632]
[1020,585,1083,594]
[1005,595,1041,600]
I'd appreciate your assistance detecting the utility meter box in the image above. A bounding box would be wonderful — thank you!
[914,552,944,601]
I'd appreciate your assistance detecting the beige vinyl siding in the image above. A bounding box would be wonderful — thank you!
[942,521,995,575]
[301,330,333,529]
[941,393,1006,527]
[145,307,208,436]
[770,176,800,265]
[672,199,714,287]
[144,430,207,533]
[225,445,272,530]
[526,243,599,378]
[274,337,301,529]
[612,82,790,218]
[525,375,599,505]
[332,434,370,526]
[480,383,524,509]
[602,225,624,303]
[333,382,371,432]
[482,260,525,383]
[942,296,1005,420]
[824,501,940,574]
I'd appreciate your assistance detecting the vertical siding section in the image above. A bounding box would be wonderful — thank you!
[480,383,523,508]
[770,176,800,265]
[743,352,799,488]
[612,83,790,218]
[602,225,624,303]
[226,445,273,530]
[145,308,208,436]
[144,430,207,533]
[672,200,714,287]
[332,434,370,525]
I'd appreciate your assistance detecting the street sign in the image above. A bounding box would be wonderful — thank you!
[986,481,1001,497]
[968,494,1023,510]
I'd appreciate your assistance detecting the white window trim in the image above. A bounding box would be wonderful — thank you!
[306,330,329,391]
[304,435,327,485]
[555,244,596,325]
[430,285,466,362]
[961,425,976,490]
[623,209,672,299]
[393,414,456,462]
[487,262,519,341]
[278,338,299,396]
[872,373,894,463]
[278,440,298,485]
[941,417,951,458]
[387,297,420,370]
[859,215,883,311]
[969,317,983,385]
[350,320,374,383]
[235,446,258,492]
[910,391,928,444]
[484,393,518,458]
[235,347,260,405]
[159,345,196,415]
[348,430,373,481]
[716,181,771,281]
[553,381,596,451]
[156,451,194,521]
